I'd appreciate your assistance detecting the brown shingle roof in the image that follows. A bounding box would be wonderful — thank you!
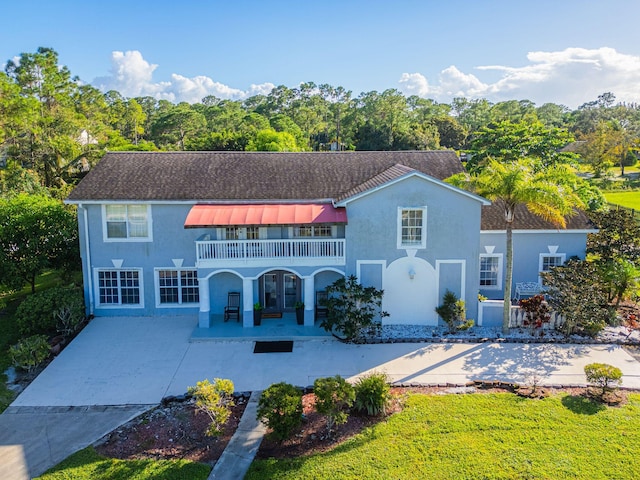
[481,202,595,230]
[66,151,464,202]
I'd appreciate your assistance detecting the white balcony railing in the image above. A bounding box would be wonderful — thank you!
[195,238,346,267]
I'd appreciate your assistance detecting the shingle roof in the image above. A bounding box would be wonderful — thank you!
[67,150,595,231]
[66,151,464,202]
[481,202,595,230]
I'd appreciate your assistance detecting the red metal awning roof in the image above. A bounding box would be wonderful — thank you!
[184,203,347,228]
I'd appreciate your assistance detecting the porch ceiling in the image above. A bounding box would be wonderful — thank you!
[184,203,347,228]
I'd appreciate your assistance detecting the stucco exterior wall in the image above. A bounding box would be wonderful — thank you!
[479,230,591,300]
[80,203,201,316]
[342,175,484,325]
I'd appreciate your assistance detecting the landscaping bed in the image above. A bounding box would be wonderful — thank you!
[94,394,249,466]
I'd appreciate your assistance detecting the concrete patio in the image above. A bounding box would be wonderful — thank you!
[2,315,640,478]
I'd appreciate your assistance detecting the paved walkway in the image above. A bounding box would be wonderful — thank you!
[2,315,640,478]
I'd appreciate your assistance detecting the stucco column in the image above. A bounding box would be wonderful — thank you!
[303,275,315,326]
[198,275,210,328]
[242,277,254,328]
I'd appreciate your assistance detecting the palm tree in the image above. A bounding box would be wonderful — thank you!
[447,158,584,333]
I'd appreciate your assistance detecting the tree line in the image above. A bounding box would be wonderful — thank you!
[1,47,639,194]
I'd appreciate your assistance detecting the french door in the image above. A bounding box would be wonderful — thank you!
[262,271,299,312]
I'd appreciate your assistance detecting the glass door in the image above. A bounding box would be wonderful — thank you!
[283,274,298,309]
[263,273,278,311]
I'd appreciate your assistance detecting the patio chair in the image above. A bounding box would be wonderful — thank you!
[315,290,328,320]
[224,292,241,322]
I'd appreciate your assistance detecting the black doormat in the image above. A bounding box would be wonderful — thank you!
[261,312,283,319]
[254,340,293,353]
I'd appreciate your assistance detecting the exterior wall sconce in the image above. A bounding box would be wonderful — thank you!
[408,268,416,280]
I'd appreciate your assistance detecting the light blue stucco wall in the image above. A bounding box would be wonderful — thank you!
[479,229,591,301]
[342,175,484,324]
[78,203,201,316]
[77,202,346,317]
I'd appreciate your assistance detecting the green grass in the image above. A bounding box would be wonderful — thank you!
[605,190,640,210]
[247,392,640,479]
[35,446,211,480]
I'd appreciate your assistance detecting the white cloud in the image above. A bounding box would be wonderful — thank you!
[398,72,430,97]
[93,50,275,103]
[399,47,640,108]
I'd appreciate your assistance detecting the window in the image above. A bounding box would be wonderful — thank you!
[539,253,565,283]
[398,207,426,248]
[479,254,502,289]
[97,269,142,306]
[156,269,199,306]
[292,225,334,238]
[103,205,151,241]
[219,227,264,240]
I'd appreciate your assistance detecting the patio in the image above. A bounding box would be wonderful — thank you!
[191,313,332,341]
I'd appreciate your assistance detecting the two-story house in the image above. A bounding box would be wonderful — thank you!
[65,151,595,331]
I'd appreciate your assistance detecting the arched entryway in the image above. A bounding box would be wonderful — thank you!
[259,270,301,314]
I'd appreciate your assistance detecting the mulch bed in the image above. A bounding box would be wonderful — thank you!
[94,395,248,465]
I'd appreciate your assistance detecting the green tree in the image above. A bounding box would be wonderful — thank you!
[448,159,583,333]
[245,129,299,151]
[320,275,389,342]
[150,102,206,150]
[0,160,47,197]
[468,120,577,171]
[576,121,618,177]
[5,47,86,187]
[543,259,611,336]
[0,194,79,293]
[587,209,640,264]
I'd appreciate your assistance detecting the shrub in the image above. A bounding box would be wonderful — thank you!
[584,363,623,398]
[188,378,235,436]
[15,286,85,337]
[257,382,303,441]
[9,334,51,372]
[313,376,355,436]
[320,275,389,342]
[435,290,474,333]
[543,259,613,336]
[519,294,551,334]
[353,372,391,416]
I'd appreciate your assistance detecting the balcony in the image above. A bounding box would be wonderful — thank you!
[195,238,346,268]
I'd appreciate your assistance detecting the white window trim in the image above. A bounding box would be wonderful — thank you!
[539,253,566,283]
[289,225,337,238]
[397,207,427,249]
[154,267,200,308]
[479,253,503,290]
[102,204,153,242]
[217,227,267,240]
[94,267,144,308]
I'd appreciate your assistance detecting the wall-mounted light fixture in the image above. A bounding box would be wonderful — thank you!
[408,268,416,280]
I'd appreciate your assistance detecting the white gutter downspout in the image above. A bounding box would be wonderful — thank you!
[79,204,94,315]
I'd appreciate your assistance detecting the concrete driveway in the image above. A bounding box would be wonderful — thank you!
[2,315,640,478]
[11,316,640,406]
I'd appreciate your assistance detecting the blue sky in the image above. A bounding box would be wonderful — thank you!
[2,0,640,108]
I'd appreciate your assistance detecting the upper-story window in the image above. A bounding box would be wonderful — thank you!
[293,225,334,238]
[398,207,426,249]
[103,204,152,242]
[220,227,264,240]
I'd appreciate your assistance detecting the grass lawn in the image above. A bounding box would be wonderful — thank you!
[604,190,640,210]
[35,446,211,480]
[247,392,640,480]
